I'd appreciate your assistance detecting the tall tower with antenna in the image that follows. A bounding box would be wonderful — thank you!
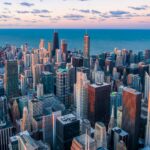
[83,30,90,58]
[52,29,59,57]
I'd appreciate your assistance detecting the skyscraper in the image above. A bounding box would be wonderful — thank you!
[127,74,141,91]
[17,131,39,150]
[37,83,44,98]
[21,107,31,132]
[71,134,96,150]
[83,33,90,58]
[39,39,45,49]
[122,87,141,150]
[74,71,90,119]
[48,42,52,61]
[145,92,150,147]
[32,64,44,89]
[108,106,117,134]
[52,31,59,57]
[28,99,43,118]
[0,96,7,122]
[61,40,67,62]
[81,119,91,136]
[56,49,62,64]
[24,52,31,68]
[12,100,20,125]
[0,122,13,150]
[56,114,80,150]
[42,114,52,145]
[4,60,19,98]
[116,141,127,150]
[144,72,150,101]
[61,39,67,53]
[41,71,54,94]
[88,82,111,127]
[56,68,70,107]
[20,74,27,95]
[111,127,128,150]
[94,122,107,149]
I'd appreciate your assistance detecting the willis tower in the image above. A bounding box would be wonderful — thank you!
[52,31,59,57]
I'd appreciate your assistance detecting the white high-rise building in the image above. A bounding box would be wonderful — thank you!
[31,53,39,66]
[94,71,105,84]
[20,74,27,95]
[37,83,44,98]
[56,49,62,63]
[39,39,45,49]
[24,53,31,68]
[74,72,90,119]
[145,92,150,147]
[56,68,70,107]
[144,72,150,101]
[32,64,43,89]
[94,122,107,149]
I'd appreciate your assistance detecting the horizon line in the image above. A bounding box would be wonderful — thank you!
[0,28,150,30]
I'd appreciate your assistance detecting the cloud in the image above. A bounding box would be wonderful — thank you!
[78,0,89,1]
[39,15,50,18]
[31,9,51,14]
[79,9,90,13]
[89,17,96,20]
[17,11,30,14]
[73,9,101,15]
[99,11,138,19]
[64,14,84,20]
[91,10,101,14]
[3,2,12,5]
[63,0,89,1]
[20,2,34,7]
[109,10,129,16]
[14,17,21,20]
[129,5,149,10]
[0,15,12,18]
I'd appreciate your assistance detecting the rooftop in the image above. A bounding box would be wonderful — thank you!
[123,87,141,95]
[42,71,53,75]
[74,134,95,146]
[57,114,78,125]
[57,68,68,73]
[112,127,128,137]
[90,82,110,88]
[96,122,105,127]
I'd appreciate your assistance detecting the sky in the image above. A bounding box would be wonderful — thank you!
[0,0,150,29]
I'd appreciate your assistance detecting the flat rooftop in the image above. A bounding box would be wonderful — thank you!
[42,71,53,75]
[112,127,128,137]
[57,114,78,125]
[90,82,110,88]
[123,87,141,95]
[74,134,95,146]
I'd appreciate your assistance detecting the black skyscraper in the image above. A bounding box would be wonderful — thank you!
[56,114,80,150]
[52,31,59,56]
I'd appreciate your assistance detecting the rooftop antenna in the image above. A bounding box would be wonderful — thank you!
[85,129,87,150]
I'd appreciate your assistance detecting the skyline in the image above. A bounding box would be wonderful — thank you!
[0,0,150,29]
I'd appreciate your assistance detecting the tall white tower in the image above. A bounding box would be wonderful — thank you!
[144,72,150,101]
[94,122,107,149]
[74,72,90,119]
